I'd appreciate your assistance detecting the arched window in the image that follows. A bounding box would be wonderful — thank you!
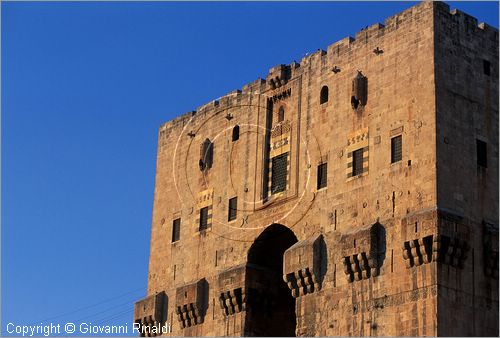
[351,71,367,110]
[320,86,329,104]
[278,106,285,122]
[232,125,240,142]
[199,138,214,171]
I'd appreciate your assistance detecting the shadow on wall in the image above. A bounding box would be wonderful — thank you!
[370,222,387,275]
[317,234,328,288]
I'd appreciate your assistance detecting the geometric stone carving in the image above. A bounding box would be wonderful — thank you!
[283,234,325,297]
[341,222,386,283]
[403,234,469,269]
[175,279,208,329]
[133,291,167,337]
[271,119,291,139]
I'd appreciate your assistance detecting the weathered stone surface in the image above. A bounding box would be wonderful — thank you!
[134,292,167,337]
[174,279,208,329]
[283,234,326,297]
[135,1,498,336]
[217,264,247,315]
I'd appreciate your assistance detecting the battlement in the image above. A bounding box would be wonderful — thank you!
[436,2,498,39]
[295,1,437,66]
[441,1,498,35]
[159,1,497,135]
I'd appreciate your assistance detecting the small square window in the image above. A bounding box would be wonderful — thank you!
[317,163,327,190]
[391,135,403,163]
[483,59,491,76]
[228,197,237,221]
[199,207,209,231]
[477,139,487,168]
[172,218,181,242]
[352,149,364,177]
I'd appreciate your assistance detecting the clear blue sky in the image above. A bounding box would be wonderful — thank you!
[2,1,498,335]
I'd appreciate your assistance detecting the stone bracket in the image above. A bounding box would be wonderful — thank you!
[283,234,325,298]
[176,303,202,328]
[175,279,208,328]
[133,291,167,337]
[343,251,379,283]
[219,287,246,315]
[403,234,469,269]
[340,222,386,283]
[283,267,318,297]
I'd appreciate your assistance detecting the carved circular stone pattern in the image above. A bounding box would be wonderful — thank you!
[171,89,317,239]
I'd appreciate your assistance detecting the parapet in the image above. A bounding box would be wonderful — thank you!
[434,1,498,39]
[159,1,497,131]
[175,278,208,328]
[266,63,299,90]
[134,292,168,337]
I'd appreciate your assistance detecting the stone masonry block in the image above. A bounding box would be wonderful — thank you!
[134,291,167,337]
[175,279,208,328]
[283,234,326,297]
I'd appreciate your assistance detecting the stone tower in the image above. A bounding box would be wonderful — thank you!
[134,2,498,336]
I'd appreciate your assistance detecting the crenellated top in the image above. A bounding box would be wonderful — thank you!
[158,1,497,136]
[265,63,300,90]
[436,5,499,43]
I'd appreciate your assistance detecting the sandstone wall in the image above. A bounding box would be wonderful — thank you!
[134,2,498,336]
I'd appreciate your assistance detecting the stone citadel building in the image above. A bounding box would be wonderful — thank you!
[134,2,499,336]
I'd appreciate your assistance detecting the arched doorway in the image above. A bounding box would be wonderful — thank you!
[244,224,297,336]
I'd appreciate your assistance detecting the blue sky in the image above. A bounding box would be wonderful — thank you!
[2,1,498,335]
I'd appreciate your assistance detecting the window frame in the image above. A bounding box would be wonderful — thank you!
[391,135,403,164]
[317,162,328,190]
[228,197,237,222]
[199,207,209,231]
[172,218,181,243]
[352,148,364,177]
[271,152,288,195]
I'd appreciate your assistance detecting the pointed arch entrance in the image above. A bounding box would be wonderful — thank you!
[244,223,297,336]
